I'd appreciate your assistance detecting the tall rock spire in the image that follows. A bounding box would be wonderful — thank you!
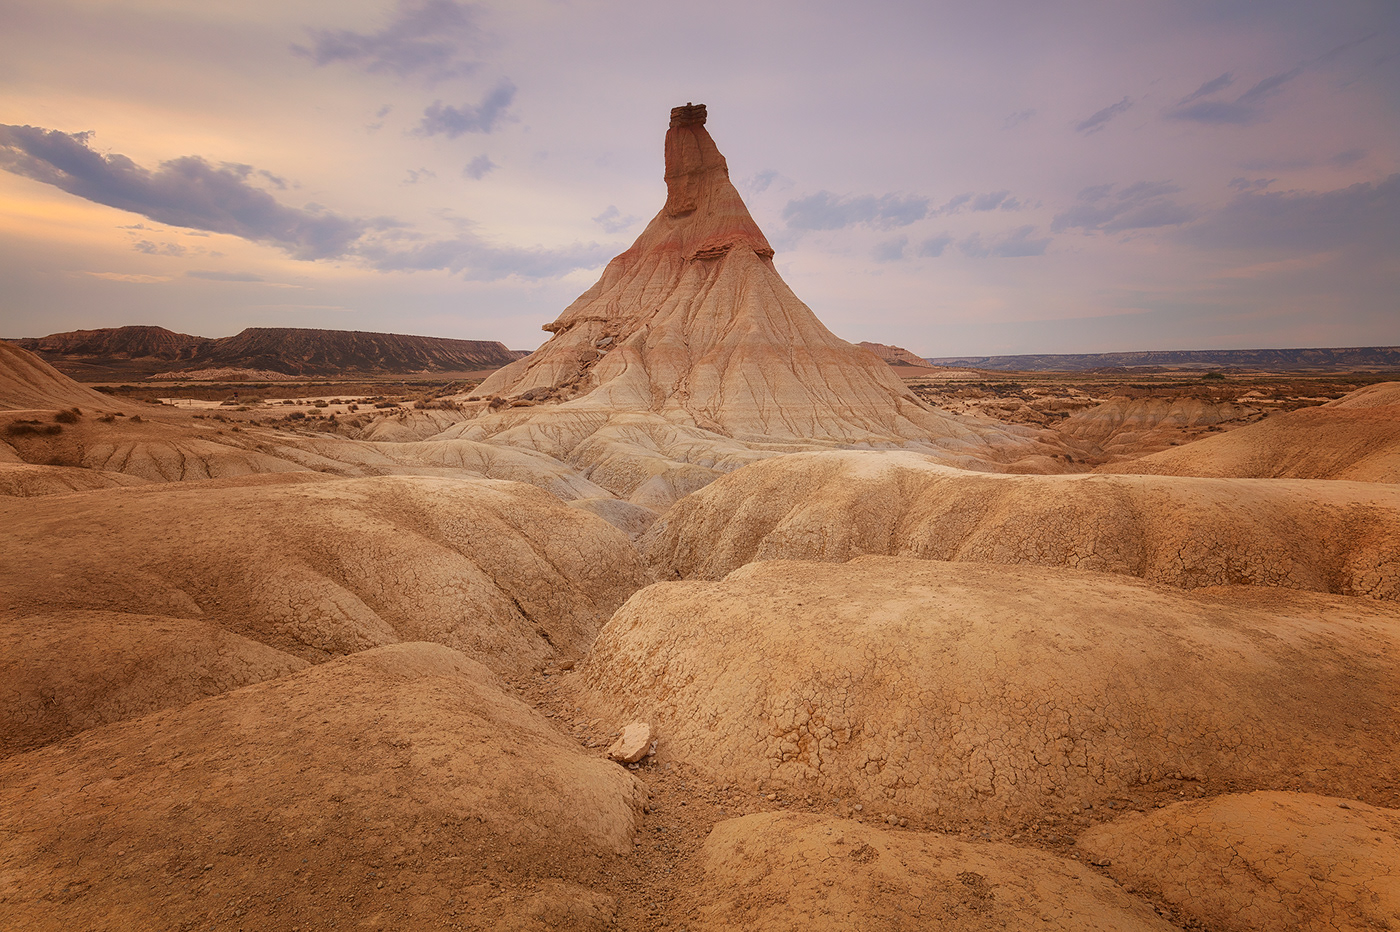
[470,105,975,444]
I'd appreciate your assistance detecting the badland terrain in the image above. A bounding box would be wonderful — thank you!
[2,104,1397,932]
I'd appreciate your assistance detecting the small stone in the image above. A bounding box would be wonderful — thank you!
[607,722,653,763]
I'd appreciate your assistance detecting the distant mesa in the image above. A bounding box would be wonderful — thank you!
[466,104,1018,449]
[929,346,1400,373]
[9,325,526,379]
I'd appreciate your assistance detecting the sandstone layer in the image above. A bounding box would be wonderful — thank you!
[1078,792,1400,932]
[0,474,649,671]
[578,557,1400,826]
[642,449,1400,600]
[0,643,647,932]
[695,812,1176,931]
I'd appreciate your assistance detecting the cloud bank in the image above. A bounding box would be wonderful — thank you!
[0,124,605,281]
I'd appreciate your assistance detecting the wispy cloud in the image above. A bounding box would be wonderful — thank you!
[782,191,929,230]
[415,79,516,137]
[80,271,172,283]
[133,240,188,257]
[957,226,1050,258]
[919,234,953,258]
[403,167,436,184]
[1074,97,1133,134]
[0,124,608,282]
[873,236,907,262]
[293,0,482,81]
[463,154,496,179]
[1052,180,1194,233]
[1003,109,1035,129]
[1167,65,1304,126]
[592,205,639,234]
[1178,72,1235,105]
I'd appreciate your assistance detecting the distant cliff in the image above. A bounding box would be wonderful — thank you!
[9,326,528,379]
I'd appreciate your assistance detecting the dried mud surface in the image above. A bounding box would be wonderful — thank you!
[578,558,1400,826]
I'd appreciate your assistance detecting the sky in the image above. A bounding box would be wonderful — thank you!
[0,0,1397,357]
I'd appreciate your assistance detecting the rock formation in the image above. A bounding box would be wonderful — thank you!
[464,104,1029,450]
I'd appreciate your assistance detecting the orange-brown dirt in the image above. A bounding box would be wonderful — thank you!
[1078,792,1400,932]
[695,812,1178,931]
[0,609,307,758]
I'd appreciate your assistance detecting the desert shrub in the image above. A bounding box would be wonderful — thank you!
[1202,371,1225,380]
[374,401,398,409]
[130,415,143,423]
[53,408,80,424]
[97,414,116,423]
[287,411,306,420]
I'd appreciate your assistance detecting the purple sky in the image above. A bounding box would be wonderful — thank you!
[1,0,1396,356]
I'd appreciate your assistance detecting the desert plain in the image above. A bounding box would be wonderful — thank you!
[2,104,1398,932]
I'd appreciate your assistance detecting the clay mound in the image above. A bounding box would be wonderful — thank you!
[0,473,649,671]
[578,557,1400,826]
[1078,792,1400,932]
[0,340,114,411]
[642,450,1400,600]
[0,643,646,931]
[696,812,1175,931]
[1058,395,1261,457]
[0,609,307,758]
[462,105,1036,454]
[0,462,149,496]
[1098,381,1400,483]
